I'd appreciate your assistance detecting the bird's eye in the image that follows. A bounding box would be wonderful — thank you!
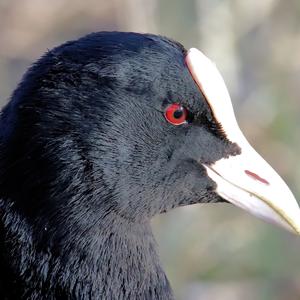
[164,103,188,126]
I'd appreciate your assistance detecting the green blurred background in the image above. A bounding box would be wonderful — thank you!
[0,0,300,299]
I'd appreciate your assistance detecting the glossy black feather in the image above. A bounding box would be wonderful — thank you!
[0,32,238,299]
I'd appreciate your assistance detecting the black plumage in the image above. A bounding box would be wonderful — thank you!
[0,32,239,299]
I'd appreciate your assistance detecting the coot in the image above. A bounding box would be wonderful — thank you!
[0,32,299,299]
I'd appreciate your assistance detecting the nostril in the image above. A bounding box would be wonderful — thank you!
[245,170,270,185]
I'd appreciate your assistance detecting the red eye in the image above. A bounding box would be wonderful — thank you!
[164,103,188,125]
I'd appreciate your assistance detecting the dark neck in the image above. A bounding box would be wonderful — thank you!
[0,202,174,300]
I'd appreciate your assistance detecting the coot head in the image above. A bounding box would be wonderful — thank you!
[1,33,234,222]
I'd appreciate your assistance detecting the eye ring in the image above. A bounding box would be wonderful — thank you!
[164,103,188,126]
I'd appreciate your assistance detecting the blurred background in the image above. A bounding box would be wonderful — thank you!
[0,0,300,299]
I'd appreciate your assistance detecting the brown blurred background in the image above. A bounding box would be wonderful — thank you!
[0,0,300,299]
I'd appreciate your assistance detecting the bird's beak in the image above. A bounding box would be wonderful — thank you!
[186,48,300,234]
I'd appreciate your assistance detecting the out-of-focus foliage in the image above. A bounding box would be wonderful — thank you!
[0,0,300,299]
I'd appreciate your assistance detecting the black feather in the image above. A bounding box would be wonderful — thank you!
[0,32,237,299]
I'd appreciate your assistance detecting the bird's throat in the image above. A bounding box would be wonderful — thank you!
[0,202,174,299]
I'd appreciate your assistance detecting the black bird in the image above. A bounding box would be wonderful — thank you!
[0,32,299,300]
